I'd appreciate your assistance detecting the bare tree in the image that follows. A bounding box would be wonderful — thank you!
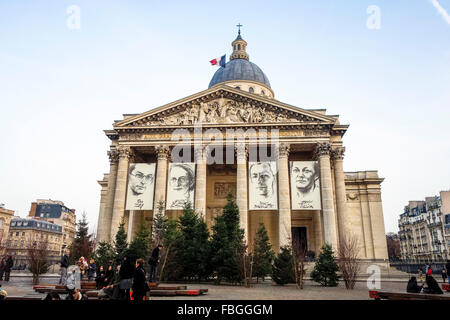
[292,237,307,289]
[26,240,50,285]
[337,235,361,290]
[386,233,401,262]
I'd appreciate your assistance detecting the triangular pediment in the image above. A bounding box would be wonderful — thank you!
[113,85,338,129]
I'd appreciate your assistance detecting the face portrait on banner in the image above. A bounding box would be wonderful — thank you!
[290,161,321,210]
[125,163,156,210]
[166,163,195,210]
[249,161,278,210]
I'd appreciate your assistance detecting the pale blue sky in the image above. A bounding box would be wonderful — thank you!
[1,1,449,234]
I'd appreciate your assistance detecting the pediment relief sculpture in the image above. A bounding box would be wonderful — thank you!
[141,99,308,126]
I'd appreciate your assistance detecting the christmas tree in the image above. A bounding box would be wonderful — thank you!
[271,245,295,285]
[310,244,340,287]
[114,220,128,265]
[127,218,151,263]
[252,223,275,282]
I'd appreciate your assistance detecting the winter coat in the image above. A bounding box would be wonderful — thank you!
[120,259,135,280]
[4,257,13,272]
[406,277,422,293]
[148,247,160,266]
[427,267,432,276]
[66,272,76,290]
[132,266,147,297]
[60,255,69,268]
[88,263,96,278]
[105,268,114,286]
[425,275,444,294]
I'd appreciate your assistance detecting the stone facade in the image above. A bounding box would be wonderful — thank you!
[95,34,389,262]
[28,199,76,252]
[0,206,15,253]
[6,218,63,268]
[398,191,450,262]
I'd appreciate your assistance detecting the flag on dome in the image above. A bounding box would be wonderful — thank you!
[210,55,226,68]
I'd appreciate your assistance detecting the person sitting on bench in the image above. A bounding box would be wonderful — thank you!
[423,275,444,294]
[407,276,423,293]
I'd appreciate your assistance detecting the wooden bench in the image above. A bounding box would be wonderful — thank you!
[442,284,450,292]
[369,290,450,300]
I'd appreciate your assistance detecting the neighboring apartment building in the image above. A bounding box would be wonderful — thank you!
[28,199,76,252]
[6,218,63,267]
[398,191,450,262]
[0,205,15,253]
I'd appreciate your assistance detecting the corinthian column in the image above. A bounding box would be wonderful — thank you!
[332,147,348,244]
[315,142,338,251]
[235,143,248,242]
[194,146,207,219]
[110,146,133,241]
[98,148,119,243]
[153,145,170,212]
[277,143,292,250]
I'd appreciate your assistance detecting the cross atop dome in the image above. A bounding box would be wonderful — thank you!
[236,23,243,35]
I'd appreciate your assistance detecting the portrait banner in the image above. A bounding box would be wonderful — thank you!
[248,161,278,210]
[166,162,196,210]
[125,163,156,211]
[290,161,321,210]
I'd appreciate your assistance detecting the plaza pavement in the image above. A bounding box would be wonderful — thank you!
[0,274,419,300]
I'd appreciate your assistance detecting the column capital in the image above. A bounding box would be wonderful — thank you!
[117,146,133,160]
[277,143,290,158]
[194,145,209,163]
[314,142,332,158]
[107,148,120,164]
[331,146,346,160]
[154,145,170,160]
[235,143,248,161]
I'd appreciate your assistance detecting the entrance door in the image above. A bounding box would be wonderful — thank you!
[291,227,307,254]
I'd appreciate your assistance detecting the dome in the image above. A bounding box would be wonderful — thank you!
[208,59,271,89]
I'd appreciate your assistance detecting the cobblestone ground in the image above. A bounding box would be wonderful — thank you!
[0,276,412,300]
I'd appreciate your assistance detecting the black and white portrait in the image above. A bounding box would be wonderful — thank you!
[249,161,278,210]
[166,162,195,210]
[125,163,156,210]
[290,161,321,210]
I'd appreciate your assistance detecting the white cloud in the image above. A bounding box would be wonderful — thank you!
[430,0,450,25]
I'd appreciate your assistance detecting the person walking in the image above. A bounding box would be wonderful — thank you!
[59,250,70,285]
[3,255,13,282]
[119,256,135,300]
[427,265,432,276]
[87,259,96,281]
[0,255,6,281]
[441,268,448,284]
[148,244,163,283]
[132,258,149,301]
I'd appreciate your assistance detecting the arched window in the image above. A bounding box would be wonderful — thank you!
[249,87,254,93]
[261,90,265,95]
[238,44,241,50]
[235,86,241,90]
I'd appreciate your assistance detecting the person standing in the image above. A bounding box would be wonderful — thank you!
[446,260,450,284]
[427,265,432,276]
[148,244,163,283]
[59,250,70,285]
[132,258,148,301]
[3,255,13,282]
[119,256,135,300]
[418,268,423,282]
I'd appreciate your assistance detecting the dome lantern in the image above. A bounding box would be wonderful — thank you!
[230,23,249,61]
